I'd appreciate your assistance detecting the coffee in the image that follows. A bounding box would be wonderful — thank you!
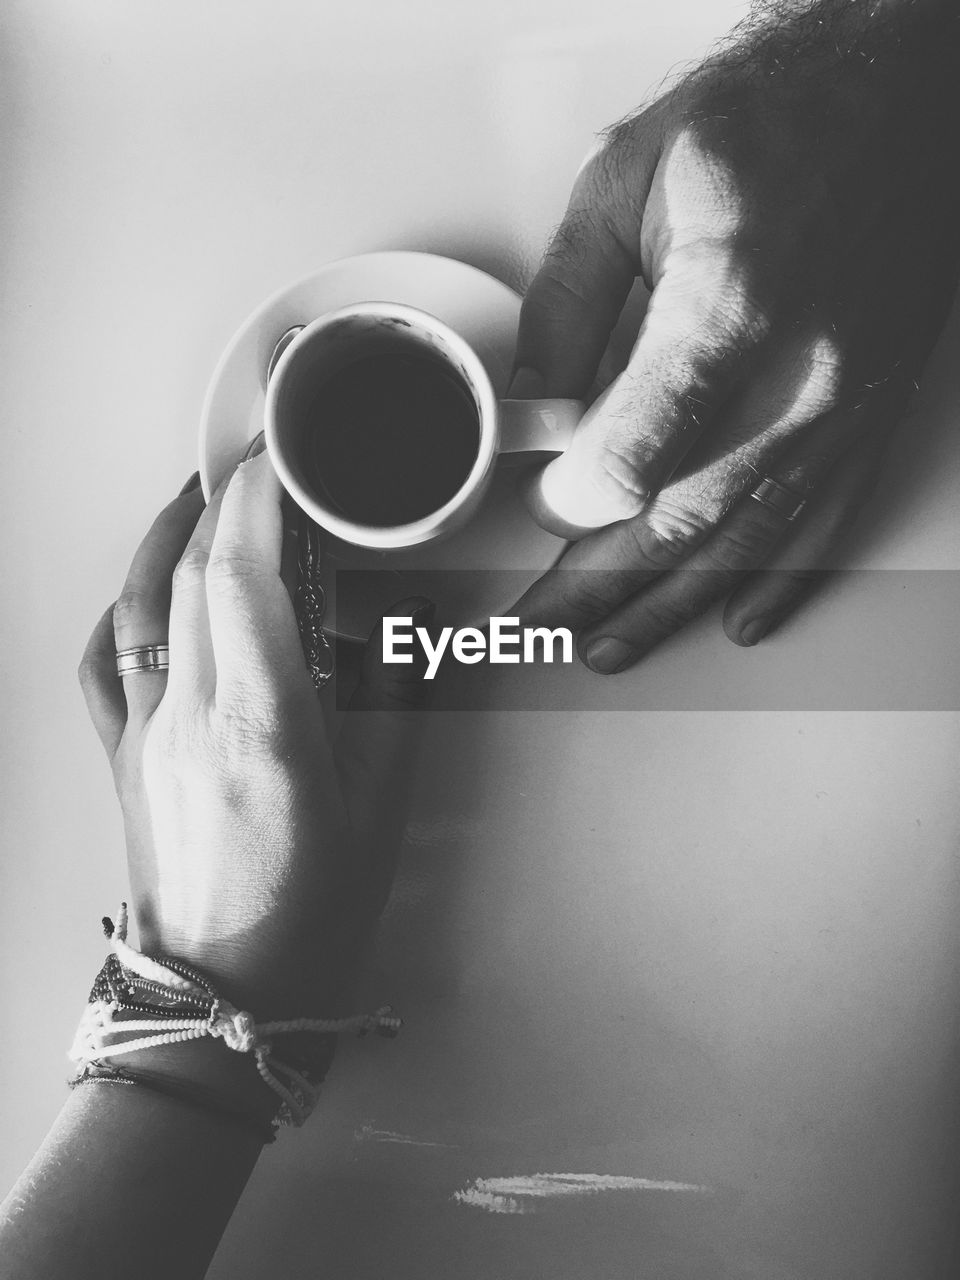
[297,353,479,527]
[264,300,583,552]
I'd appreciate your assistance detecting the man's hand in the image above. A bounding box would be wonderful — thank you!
[512,0,960,672]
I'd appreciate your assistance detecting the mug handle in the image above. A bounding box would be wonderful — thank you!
[497,397,585,456]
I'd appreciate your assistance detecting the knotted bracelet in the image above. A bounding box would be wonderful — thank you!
[69,904,400,1139]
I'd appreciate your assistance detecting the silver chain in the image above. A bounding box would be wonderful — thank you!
[263,328,334,693]
[293,508,334,691]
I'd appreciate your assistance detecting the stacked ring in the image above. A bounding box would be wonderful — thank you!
[115,645,170,678]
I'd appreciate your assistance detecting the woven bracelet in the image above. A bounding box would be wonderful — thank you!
[68,904,401,1136]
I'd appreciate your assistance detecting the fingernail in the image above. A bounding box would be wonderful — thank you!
[507,365,547,399]
[585,636,635,674]
[178,471,201,495]
[739,618,769,647]
[241,430,267,461]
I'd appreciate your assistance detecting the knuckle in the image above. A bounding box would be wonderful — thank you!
[630,504,709,566]
[533,231,601,322]
[637,591,694,637]
[540,199,634,309]
[558,575,618,623]
[530,266,592,325]
[662,349,722,413]
[112,587,153,630]
[672,351,740,422]
[578,124,648,212]
[204,551,262,594]
[792,331,846,419]
[705,518,773,572]
[544,208,597,280]
[172,547,209,591]
[594,438,656,511]
[716,289,775,351]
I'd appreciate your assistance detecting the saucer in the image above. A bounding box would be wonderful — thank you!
[199,251,567,640]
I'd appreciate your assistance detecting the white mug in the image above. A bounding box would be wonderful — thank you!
[264,301,584,551]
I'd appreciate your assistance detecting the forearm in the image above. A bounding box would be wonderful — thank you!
[719,0,960,74]
[0,1043,272,1280]
[687,0,960,153]
[747,0,960,26]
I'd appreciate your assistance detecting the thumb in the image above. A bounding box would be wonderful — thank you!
[523,246,773,538]
[509,138,657,401]
[334,597,435,856]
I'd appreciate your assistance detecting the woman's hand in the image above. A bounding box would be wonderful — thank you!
[0,458,432,1280]
[512,0,960,671]
[78,454,431,1017]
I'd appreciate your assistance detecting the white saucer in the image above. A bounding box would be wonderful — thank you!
[199,251,567,640]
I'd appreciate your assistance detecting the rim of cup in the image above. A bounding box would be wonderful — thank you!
[264,301,500,551]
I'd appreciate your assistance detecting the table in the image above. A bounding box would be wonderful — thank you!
[2,3,958,1276]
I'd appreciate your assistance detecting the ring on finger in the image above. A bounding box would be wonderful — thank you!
[115,644,170,678]
[749,476,807,522]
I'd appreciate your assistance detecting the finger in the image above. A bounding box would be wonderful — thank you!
[514,353,850,634]
[525,289,836,536]
[112,484,206,725]
[576,393,902,674]
[78,605,127,759]
[576,476,811,674]
[165,473,231,706]
[203,449,309,712]
[722,423,894,647]
[511,137,654,399]
[512,471,767,640]
[334,598,434,903]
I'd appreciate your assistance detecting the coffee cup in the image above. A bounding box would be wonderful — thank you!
[264,301,584,551]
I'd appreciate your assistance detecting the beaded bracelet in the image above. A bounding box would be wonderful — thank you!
[68,904,401,1136]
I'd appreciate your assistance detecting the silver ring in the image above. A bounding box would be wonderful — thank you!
[749,477,807,522]
[115,645,170,678]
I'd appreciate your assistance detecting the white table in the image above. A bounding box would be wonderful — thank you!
[2,3,958,1276]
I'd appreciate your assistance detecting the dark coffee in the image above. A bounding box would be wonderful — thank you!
[298,353,479,527]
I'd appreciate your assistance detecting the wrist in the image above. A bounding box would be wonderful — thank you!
[132,891,361,1022]
[96,1035,287,1134]
[72,908,344,1139]
[145,929,357,1023]
[95,1029,337,1134]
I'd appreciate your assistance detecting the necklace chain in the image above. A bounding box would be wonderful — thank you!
[293,510,334,690]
